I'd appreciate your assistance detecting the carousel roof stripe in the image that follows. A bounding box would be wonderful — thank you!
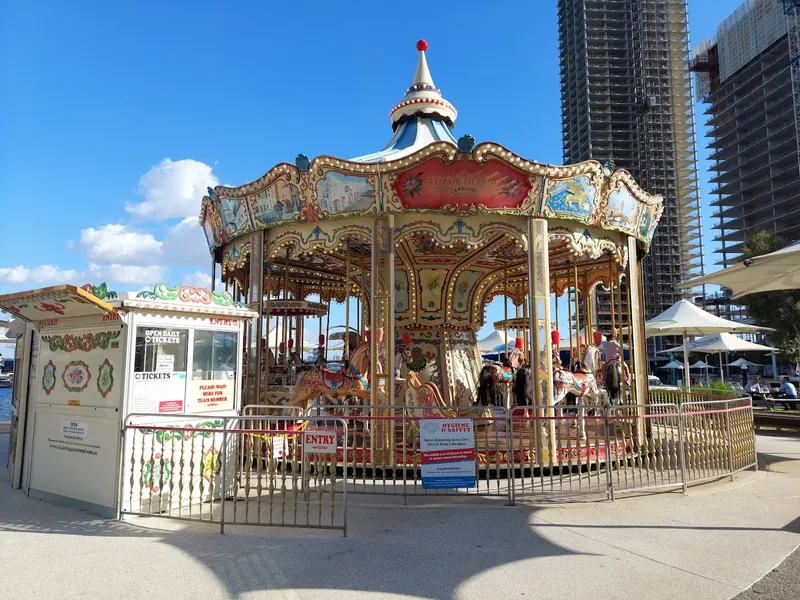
[350,115,458,163]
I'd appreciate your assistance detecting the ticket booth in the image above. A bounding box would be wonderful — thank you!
[0,282,256,517]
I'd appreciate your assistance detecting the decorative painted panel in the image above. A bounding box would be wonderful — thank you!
[250,180,302,227]
[418,269,445,314]
[219,197,252,238]
[394,270,410,313]
[452,270,481,314]
[315,172,375,215]
[606,185,638,232]
[396,327,442,388]
[544,176,596,220]
[445,329,480,406]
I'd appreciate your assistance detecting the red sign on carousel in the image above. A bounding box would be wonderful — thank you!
[393,158,531,210]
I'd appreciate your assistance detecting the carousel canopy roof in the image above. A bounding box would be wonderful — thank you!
[351,40,458,163]
[202,41,665,276]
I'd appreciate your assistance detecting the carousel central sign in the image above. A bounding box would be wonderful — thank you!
[393,158,532,210]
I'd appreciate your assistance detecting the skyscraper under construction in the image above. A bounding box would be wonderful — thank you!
[557,0,704,362]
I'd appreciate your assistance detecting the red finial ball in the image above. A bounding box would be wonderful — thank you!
[416,39,428,52]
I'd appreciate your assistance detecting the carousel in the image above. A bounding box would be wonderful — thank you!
[199,40,661,467]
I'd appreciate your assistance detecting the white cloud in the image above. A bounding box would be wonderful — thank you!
[161,217,212,266]
[0,265,82,285]
[77,219,210,270]
[79,224,162,265]
[125,158,218,220]
[88,263,167,286]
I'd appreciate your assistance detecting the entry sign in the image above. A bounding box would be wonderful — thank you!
[303,430,336,455]
[420,419,476,489]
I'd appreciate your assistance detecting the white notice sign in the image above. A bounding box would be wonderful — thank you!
[156,354,175,372]
[303,430,337,455]
[61,421,88,438]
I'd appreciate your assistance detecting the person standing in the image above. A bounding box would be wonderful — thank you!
[779,377,798,411]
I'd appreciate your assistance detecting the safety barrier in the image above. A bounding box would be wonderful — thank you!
[119,398,756,531]
[120,412,348,536]
[305,404,510,498]
[300,397,756,504]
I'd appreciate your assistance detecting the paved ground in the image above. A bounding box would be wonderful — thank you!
[2,432,799,600]
[734,547,800,600]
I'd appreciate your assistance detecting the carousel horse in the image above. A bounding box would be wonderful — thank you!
[404,370,490,443]
[552,365,607,440]
[291,331,378,409]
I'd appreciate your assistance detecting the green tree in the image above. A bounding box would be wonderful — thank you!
[740,231,800,365]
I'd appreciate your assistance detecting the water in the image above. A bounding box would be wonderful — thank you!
[0,387,11,421]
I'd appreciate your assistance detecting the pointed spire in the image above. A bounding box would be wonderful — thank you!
[389,40,457,129]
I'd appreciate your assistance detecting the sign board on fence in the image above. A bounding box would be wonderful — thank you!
[303,430,336,455]
[420,419,476,489]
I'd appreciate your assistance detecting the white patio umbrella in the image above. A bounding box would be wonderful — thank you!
[681,240,800,298]
[726,358,763,369]
[657,332,775,382]
[640,299,764,390]
[661,361,684,369]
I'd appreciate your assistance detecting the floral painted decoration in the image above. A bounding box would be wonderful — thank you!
[96,359,114,398]
[142,452,171,494]
[41,330,121,353]
[42,360,56,395]
[61,361,91,393]
[202,447,222,482]
[401,172,423,198]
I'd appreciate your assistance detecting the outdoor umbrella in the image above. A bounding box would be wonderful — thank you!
[478,331,514,355]
[661,361,684,370]
[639,299,763,389]
[658,332,775,382]
[726,358,763,368]
[681,240,800,298]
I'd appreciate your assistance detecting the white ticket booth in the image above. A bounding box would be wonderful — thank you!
[0,282,256,517]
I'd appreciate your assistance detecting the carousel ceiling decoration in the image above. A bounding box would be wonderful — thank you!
[200,41,663,262]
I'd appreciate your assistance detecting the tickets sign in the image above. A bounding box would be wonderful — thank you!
[419,419,476,489]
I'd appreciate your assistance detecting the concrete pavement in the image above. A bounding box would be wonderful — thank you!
[1,432,798,600]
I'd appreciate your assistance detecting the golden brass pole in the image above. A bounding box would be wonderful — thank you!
[262,262,272,406]
[344,238,351,362]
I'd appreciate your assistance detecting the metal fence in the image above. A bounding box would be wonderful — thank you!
[119,396,756,532]
[120,413,348,536]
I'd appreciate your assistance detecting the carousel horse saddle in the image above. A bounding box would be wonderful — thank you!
[320,363,369,392]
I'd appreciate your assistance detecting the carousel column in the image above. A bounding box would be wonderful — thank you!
[248,230,265,409]
[527,218,556,462]
[371,215,395,465]
[626,238,648,446]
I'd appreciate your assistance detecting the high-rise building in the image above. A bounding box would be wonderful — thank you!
[692,0,800,267]
[557,0,704,363]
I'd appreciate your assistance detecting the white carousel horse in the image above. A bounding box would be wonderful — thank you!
[552,366,608,440]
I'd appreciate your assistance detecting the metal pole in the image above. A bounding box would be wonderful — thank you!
[263,262,272,406]
[345,238,351,362]
[678,403,688,493]
[725,401,734,482]
[220,422,228,534]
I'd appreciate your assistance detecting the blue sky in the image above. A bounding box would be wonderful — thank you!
[0,0,747,352]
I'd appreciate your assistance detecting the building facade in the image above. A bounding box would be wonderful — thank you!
[557,0,704,364]
[692,0,800,267]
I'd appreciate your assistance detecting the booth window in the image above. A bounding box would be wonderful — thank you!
[192,330,238,381]
[134,328,188,373]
